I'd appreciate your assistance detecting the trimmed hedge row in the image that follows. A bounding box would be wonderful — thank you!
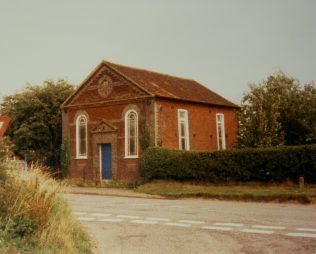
[140,145,316,183]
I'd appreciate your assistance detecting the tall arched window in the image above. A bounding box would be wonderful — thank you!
[125,110,138,158]
[76,115,87,158]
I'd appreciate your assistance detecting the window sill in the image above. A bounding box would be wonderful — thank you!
[75,156,88,160]
[124,155,139,159]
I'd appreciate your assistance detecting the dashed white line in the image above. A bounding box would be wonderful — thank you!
[117,215,140,219]
[214,223,243,227]
[241,229,274,234]
[295,228,316,232]
[179,220,205,224]
[131,220,158,225]
[252,225,286,230]
[164,222,192,227]
[78,217,95,221]
[145,217,171,222]
[202,226,233,231]
[75,211,316,240]
[286,232,316,238]
[73,212,87,215]
[98,218,124,223]
[91,213,112,217]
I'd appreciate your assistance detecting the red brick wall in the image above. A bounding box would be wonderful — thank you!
[63,98,237,182]
[156,99,238,151]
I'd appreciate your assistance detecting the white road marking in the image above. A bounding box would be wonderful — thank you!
[178,220,205,224]
[73,212,87,215]
[78,217,95,221]
[164,222,192,227]
[214,223,243,227]
[202,226,233,231]
[145,217,171,222]
[252,225,286,230]
[117,215,140,219]
[99,218,124,223]
[131,220,158,225]
[76,212,316,240]
[295,228,316,232]
[241,229,274,234]
[286,232,316,238]
[91,213,112,217]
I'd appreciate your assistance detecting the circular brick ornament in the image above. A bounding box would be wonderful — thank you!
[98,76,113,98]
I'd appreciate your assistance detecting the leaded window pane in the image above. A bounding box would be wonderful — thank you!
[180,122,185,138]
[126,111,138,157]
[77,115,87,157]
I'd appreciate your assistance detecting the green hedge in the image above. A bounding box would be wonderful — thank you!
[140,145,316,183]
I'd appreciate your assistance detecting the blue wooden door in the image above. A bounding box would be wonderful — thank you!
[101,144,112,180]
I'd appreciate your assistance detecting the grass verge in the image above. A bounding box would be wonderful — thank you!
[0,162,93,254]
[62,178,138,189]
[135,180,316,204]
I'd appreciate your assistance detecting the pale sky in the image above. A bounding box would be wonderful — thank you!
[0,0,315,104]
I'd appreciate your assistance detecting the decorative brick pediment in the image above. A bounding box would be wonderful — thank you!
[91,120,117,134]
[68,64,149,106]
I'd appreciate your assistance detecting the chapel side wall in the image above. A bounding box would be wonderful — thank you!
[66,99,155,181]
[155,99,238,151]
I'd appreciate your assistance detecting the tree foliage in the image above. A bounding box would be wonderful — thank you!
[238,72,316,147]
[60,137,71,178]
[0,80,74,170]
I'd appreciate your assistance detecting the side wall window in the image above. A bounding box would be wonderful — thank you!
[125,110,138,158]
[216,113,226,150]
[76,115,88,158]
[178,109,190,150]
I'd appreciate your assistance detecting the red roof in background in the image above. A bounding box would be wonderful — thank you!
[106,61,238,108]
[62,60,239,109]
[0,115,10,138]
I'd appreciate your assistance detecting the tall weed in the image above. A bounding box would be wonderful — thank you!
[0,162,92,254]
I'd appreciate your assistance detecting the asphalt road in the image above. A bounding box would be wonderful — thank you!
[65,194,316,254]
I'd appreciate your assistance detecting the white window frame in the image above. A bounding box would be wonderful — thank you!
[178,109,190,151]
[216,113,226,150]
[76,115,88,159]
[124,109,139,158]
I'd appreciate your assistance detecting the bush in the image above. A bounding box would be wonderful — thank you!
[60,137,71,178]
[140,145,316,183]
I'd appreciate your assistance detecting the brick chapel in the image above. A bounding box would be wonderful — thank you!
[61,60,238,181]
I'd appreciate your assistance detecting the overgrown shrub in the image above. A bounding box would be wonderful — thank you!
[0,163,92,254]
[140,145,316,183]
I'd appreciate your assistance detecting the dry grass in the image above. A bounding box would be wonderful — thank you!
[0,163,93,254]
[136,180,316,204]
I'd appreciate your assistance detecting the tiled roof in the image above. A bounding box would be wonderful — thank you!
[105,61,238,108]
[0,115,10,138]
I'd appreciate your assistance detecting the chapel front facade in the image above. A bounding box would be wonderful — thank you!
[61,61,238,181]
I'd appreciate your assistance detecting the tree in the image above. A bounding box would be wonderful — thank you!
[60,137,71,178]
[238,71,316,147]
[0,80,74,171]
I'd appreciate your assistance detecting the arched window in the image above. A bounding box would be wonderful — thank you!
[125,110,138,158]
[76,115,87,158]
